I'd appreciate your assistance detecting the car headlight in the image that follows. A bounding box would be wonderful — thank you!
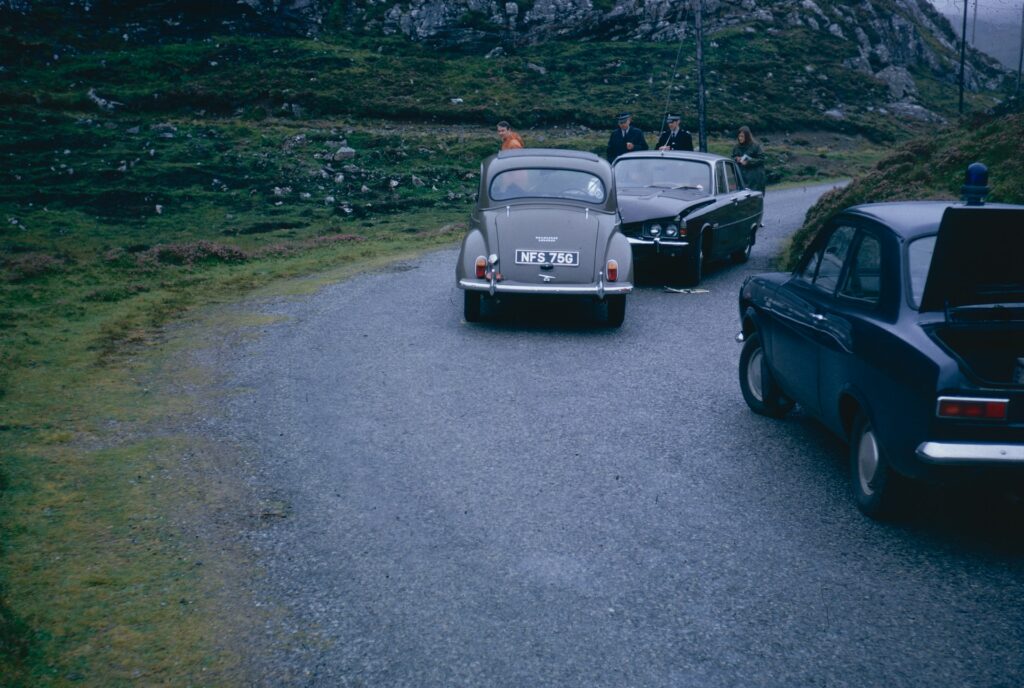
[665,224,678,237]
[649,223,662,237]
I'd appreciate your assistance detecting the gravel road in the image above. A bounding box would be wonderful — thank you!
[183,183,1024,687]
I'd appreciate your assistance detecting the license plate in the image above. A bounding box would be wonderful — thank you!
[515,249,580,266]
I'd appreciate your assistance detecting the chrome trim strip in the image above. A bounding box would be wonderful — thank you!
[460,279,632,295]
[627,237,690,247]
[916,441,1024,464]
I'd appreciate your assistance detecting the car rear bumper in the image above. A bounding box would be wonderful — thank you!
[916,441,1024,465]
[459,279,632,297]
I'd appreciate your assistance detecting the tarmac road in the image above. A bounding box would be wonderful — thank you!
[191,183,1024,686]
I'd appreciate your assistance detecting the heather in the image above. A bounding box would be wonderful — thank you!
[783,108,1024,269]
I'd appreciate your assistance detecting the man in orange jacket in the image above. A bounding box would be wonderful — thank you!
[497,120,525,150]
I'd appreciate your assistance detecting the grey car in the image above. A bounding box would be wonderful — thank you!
[456,148,634,326]
[614,150,764,286]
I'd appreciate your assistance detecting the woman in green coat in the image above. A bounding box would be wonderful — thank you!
[731,125,766,193]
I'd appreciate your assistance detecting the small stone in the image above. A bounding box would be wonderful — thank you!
[333,147,356,161]
[361,185,370,193]
[450,97,464,104]
[155,204,163,214]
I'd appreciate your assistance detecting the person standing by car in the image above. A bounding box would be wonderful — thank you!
[606,112,648,162]
[655,114,694,151]
[497,121,524,151]
[731,125,766,193]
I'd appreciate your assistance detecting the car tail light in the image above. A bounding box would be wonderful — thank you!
[936,396,1009,421]
[607,259,618,282]
[475,256,487,279]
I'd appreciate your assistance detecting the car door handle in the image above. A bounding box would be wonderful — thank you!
[810,313,826,322]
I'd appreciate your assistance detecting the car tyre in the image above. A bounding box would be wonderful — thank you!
[681,232,704,286]
[606,295,626,327]
[464,290,482,322]
[850,412,906,519]
[731,231,754,263]
[738,331,794,418]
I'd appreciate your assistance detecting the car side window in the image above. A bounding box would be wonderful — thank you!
[715,163,727,195]
[724,163,740,192]
[810,225,856,293]
[838,232,882,305]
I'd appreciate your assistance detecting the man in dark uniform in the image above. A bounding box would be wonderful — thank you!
[606,112,648,162]
[656,114,694,151]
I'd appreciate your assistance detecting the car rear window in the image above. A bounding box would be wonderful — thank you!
[907,234,936,309]
[490,168,606,203]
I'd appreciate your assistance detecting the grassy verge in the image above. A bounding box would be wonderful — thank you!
[781,108,1024,269]
[0,221,466,685]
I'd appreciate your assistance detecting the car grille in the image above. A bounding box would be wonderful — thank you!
[621,222,643,238]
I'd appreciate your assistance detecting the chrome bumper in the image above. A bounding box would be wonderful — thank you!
[459,279,632,297]
[626,237,691,248]
[916,441,1024,465]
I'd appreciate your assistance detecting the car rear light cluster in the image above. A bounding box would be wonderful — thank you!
[475,256,487,279]
[936,396,1009,421]
[607,259,618,282]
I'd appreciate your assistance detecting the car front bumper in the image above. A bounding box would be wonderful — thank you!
[917,441,1024,465]
[459,279,632,298]
[626,236,691,256]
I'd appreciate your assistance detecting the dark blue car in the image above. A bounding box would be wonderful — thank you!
[737,199,1024,518]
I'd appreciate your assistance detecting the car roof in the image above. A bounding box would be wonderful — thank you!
[497,148,602,162]
[614,150,725,164]
[482,148,611,179]
[838,200,1024,240]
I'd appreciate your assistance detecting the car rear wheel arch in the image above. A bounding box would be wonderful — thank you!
[839,393,862,439]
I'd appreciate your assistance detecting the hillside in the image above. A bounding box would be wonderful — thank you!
[783,105,1024,269]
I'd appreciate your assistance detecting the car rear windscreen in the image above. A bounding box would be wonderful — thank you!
[489,169,606,203]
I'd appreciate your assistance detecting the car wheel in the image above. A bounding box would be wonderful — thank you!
[606,295,626,327]
[731,231,754,263]
[464,290,482,322]
[738,331,794,418]
[850,412,905,519]
[681,232,704,286]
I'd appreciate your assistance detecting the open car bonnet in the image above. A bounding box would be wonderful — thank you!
[919,206,1024,314]
[616,188,710,224]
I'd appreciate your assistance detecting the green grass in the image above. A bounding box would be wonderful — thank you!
[781,108,1024,270]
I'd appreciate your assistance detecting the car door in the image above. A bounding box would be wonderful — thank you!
[815,225,894,435]
[766,223,857,415]
[727,160,761,251]
[711,161,743,257]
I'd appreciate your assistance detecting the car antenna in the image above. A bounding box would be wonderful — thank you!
[658,6,689,142]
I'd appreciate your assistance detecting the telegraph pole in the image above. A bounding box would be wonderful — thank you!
[971,0,977,45]
[1018,1,1024,95]
[958,0,968,114]
[694,0,707,151]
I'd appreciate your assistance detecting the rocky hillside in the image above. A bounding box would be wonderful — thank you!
[2,1,1009,93]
